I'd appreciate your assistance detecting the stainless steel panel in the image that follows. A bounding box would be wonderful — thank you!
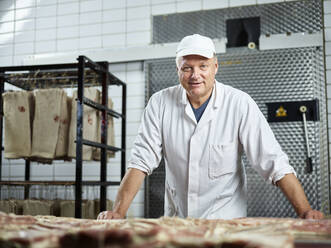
[146,0,329,218]
[153,0,322,44]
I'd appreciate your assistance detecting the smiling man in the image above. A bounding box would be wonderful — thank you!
[98,34,323,220]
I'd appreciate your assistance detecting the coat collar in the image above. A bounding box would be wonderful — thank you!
[179,80,223,109]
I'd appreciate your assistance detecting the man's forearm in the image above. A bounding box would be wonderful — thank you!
[276,173,312,217]
[113,168,146,218]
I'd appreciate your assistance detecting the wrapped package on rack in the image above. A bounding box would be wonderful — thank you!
[2,91,34,159]
[14,199,24,215]
[22,199,53,216]
[68,88,100,161]
[60,200,95,219]
[31,89,70,162]
[54,94,71,159]
[0,200,16,214]
[93,97,116,161]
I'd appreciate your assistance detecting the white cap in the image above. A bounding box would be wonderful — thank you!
[176,34,216,59]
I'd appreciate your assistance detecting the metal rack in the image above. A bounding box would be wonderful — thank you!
[0,55,126,218]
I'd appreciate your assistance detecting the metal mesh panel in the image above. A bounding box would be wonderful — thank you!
[144,47,328,218]
[152,0,322,44]
[144,160,165,218]
[219,47,327,217]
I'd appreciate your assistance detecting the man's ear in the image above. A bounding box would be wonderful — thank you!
[176,66,181,77]
[214,57,219,75]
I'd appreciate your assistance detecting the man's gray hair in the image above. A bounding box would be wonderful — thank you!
[176,54,217,68]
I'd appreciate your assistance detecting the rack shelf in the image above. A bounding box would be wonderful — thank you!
[0,181,121,186]
[0,55,126,218]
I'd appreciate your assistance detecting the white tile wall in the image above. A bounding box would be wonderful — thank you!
[326,42,331,55]
[36,5,57,18]
[30,164,54,177]
[324,0,331,14]
[36,28,56,41]
[103,0,126,10]
[57,14,79,27]
[15,19,35,31]
[102,33,126,48]
[326,70,331,83]
[325,27,331,41]
[151,3,176,15]
[58,0,78,3]
[10,165,25,177]
[81,12,102,25]
[0,0,14,10]
[16,0,36,9]
[0,55,13,65]
[15,30,35,43]
[54,164,76,176]
[103,9,126,22]
[15,8,36,20]
[37,0,57,6]
[102,21,126,35]
[326,56,331,69]
[36,16,56,29]
[0,10,15,23]
[202,0,229,10]
[14,41,34,55]
[151,0,175,4]
[0,33,14,45]
[109,63,126,72]
[13,54,28,65]
[0,21,14,34]
[325,14,331,28]
[177,0,202,13]
[327,85,331,99]
[127,6,150,20]
[127,19,151,32]
[79,36,102,49]
[127,61,143,70]
[80,23,102,37]
[0,44,13,56]
[57,26,79,39]
[230,0,256,7]
[57,38,79,51]
[58,2,79,15]
[127,0,150,8]
[1,0,331,218]
[257,0,282,3]
[127,31,150,45]
[35,40,56,53]
[80,0,102,12]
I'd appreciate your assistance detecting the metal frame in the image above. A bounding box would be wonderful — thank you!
[0,55,126,218]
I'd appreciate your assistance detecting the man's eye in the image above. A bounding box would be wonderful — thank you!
[182,67,192,72]
[200,65,208,69]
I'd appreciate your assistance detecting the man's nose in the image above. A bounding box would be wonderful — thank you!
[190,69,200,79]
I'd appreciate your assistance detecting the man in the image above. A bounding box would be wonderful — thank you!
[98,34,324,220]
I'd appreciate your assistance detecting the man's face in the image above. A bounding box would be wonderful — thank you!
[177,55,218,103]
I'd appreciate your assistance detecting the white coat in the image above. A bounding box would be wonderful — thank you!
[128,81,295,219]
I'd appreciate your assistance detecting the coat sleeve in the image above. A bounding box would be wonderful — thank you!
[127,93,163,175]
[238,94,296,184]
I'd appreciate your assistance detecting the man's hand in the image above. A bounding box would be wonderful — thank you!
[277,174,324,219]
[96,168,146,220]
[301,210,324,220]
[97,211,122,220]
